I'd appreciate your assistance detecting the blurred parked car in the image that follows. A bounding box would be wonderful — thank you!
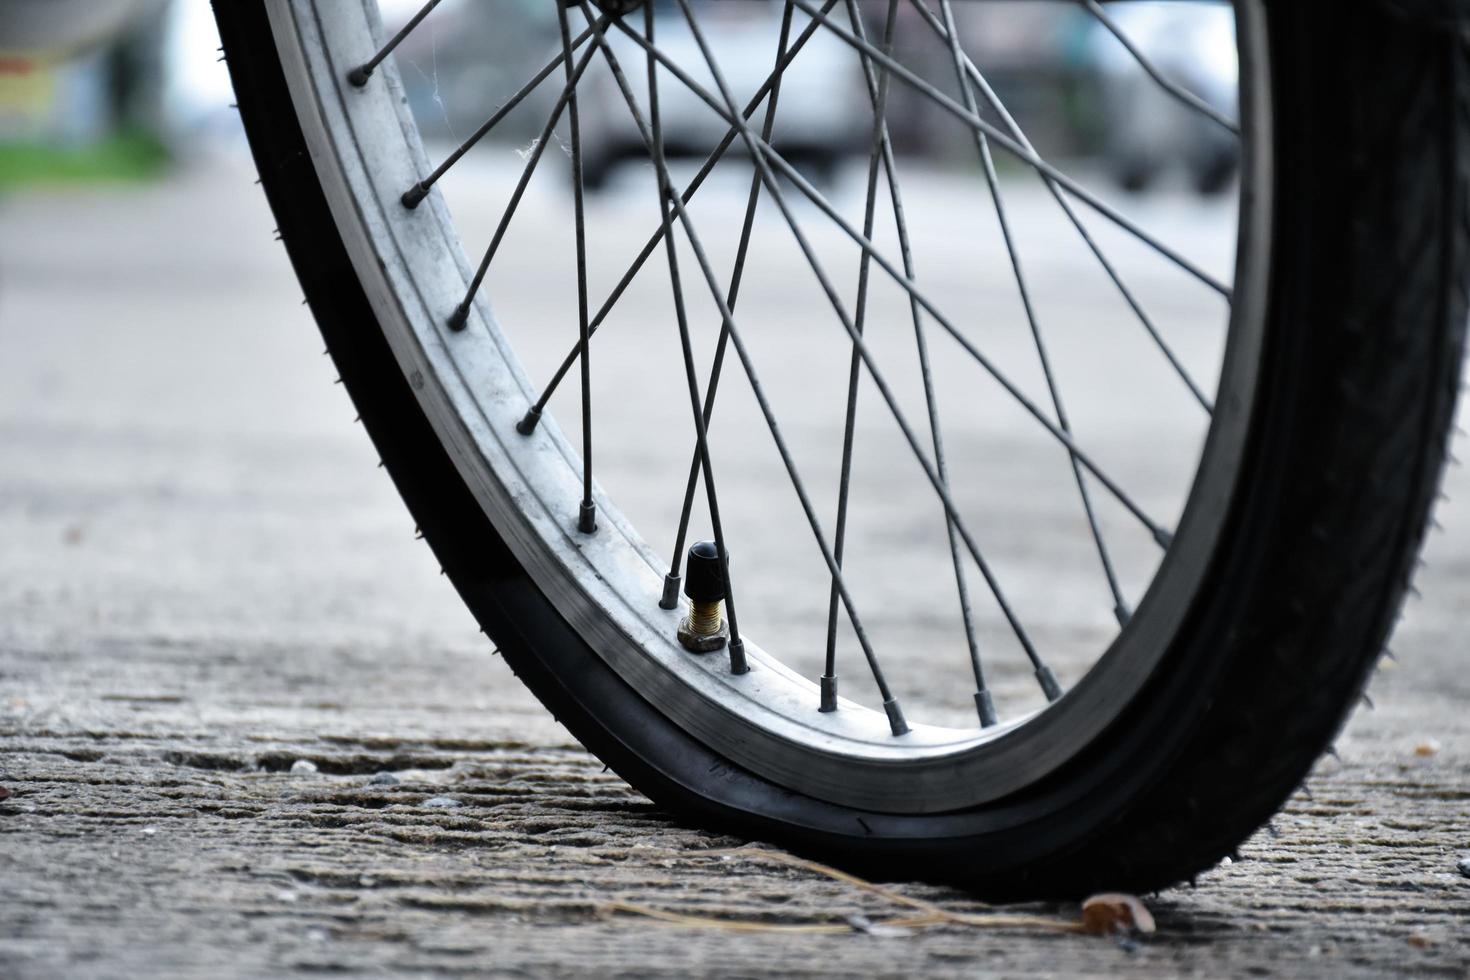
[1082,2,1238,195]
[575,0,868,189]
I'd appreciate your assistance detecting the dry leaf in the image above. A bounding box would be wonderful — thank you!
[1407,931,1436,949]
[1414,738,1441,757]
[1081,893,1156,936]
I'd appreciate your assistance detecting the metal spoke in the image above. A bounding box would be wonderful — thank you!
[821,0,904,715]
[1077,0,1240,135]
[401,18,606,209]
[671,0,1062,698]
[447,41,600,332]
[842,0,994,724]
[582,1,906,731]
[514,0,843,434]
[660,2,797,615]
[937,0,1129,629]
[604,12,1174,549]
[616,0,749,673]
[907,0,1214,413]
[784,0,1230,299]
[347,0,445,87]
[558,2,596,535]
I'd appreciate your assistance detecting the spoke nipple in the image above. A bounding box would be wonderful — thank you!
[1153,527,1175,550]
[819,675,838,713]
[974,690,997,727]
[677,541,728,654]
[882,698,909,737]
[347,65,373,88]
[515,405,543,435]
[401,182,429,210]
[1036,666,1063,703]
[1114,602,1133,627]
[578,500,597,534]
[658,573,682,610]
[447,304,470,332]
[728,638,748,675]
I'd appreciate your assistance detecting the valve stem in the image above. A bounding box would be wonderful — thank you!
[676,540,729,653]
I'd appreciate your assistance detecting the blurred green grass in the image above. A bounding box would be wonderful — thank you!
[0,129,169,187]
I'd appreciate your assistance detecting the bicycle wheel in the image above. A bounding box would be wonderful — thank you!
[214,0,1470,897]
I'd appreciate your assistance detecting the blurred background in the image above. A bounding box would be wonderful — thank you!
[0,1,1238,192]
[1,1,1244,725]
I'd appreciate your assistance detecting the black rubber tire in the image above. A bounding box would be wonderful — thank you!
[214,0,1469,898]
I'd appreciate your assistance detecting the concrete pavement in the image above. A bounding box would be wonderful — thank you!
[1,156,1468,977]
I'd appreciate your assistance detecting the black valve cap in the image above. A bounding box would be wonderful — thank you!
[683,541,727,603]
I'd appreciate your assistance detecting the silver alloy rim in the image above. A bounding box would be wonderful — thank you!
[263,0,1273,813]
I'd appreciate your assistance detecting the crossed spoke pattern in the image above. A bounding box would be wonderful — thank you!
[351,0,1242,733]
